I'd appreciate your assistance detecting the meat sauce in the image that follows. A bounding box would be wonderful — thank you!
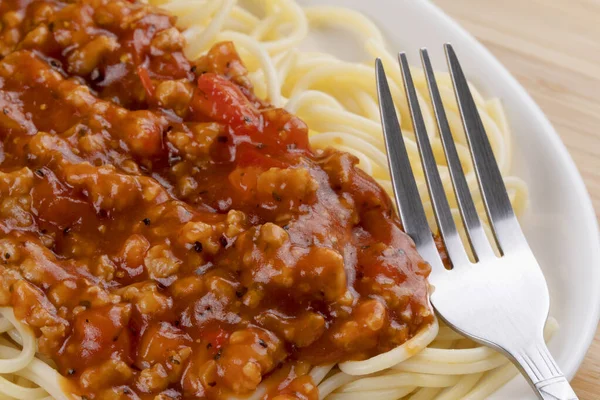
[0,0,433,398]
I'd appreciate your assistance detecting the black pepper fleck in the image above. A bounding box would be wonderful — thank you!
[193,241,203,253]
[142,218,151,225]
[258,339,267,348]
[213,349,222,360]
[219,235,228,247]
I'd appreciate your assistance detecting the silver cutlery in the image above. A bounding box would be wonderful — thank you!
[375,44,578,400]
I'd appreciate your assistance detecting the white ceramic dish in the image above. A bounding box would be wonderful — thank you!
[298,0,600,398]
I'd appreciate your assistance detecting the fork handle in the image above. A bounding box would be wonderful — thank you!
[512,339,578,400]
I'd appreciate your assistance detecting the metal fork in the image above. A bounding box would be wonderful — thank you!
[375,44,578,400]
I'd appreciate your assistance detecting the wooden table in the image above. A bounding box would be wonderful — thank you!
[435,0,600,397]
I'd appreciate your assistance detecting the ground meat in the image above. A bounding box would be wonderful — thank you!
[0,1,433,398]
[80,359,134,391]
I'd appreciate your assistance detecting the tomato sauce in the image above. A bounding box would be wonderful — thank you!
[0,0,433,398]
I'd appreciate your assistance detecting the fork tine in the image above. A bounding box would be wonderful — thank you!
[419,49,495,262]
[397,52,470,268]
[444,44,525,253]
[375,59,445,270]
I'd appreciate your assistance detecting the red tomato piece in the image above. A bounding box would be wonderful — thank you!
[201,327,229,352]
[193,73,260,132]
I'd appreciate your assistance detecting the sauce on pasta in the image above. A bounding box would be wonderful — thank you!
[0,0,433,398]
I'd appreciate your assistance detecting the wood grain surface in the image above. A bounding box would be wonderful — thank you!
[434,0,600,398]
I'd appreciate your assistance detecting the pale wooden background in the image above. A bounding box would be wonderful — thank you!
[435,0,600,398]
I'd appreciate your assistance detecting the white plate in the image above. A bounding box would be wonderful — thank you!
[298,0,600,398]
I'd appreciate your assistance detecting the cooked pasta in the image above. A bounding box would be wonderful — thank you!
[0,0,556,399]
